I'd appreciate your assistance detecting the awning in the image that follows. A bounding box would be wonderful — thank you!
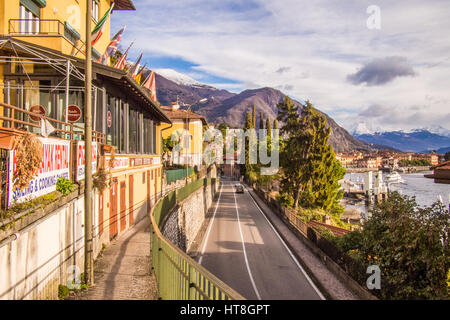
[0,36,171,124]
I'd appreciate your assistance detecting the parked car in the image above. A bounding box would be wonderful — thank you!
[235,184,244,193]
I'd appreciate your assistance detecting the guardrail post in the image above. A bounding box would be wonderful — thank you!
[188,264,197,299]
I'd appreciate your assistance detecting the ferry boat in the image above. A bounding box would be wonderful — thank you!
[384,171,405,184]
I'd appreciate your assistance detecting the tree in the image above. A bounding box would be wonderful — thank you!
[277,97,345,213]
[259,112,264,130]
[252,104,256,128]
[266,117,272,154]
[444,151,450,162]
[336,193,450,299]
[273,119,278,130]
[242,112,253,177]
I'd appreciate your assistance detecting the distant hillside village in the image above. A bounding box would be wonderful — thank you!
[336,151,440,170]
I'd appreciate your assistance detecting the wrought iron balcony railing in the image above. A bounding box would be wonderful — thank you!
[8,19,65,36]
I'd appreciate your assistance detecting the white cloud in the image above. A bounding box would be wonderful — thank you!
[112,0,450,132]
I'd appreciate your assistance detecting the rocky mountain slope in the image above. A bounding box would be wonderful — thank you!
[153,69,372,152]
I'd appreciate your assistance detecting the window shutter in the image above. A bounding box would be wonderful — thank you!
[20,0,46,17]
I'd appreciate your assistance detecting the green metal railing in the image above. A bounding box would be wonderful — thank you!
[165,168,194,184]
[150,178,245,300]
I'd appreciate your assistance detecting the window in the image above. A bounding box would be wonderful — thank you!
[19,2,40,34]
[92,0,99,21]
[129,107,137,154]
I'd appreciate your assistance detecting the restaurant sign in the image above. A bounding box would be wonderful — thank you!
[8,138,70,206]
[76,141,98,181]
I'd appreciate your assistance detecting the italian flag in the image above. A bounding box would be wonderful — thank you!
[91,2,115,47]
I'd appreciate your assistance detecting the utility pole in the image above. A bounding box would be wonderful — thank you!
[84,0,94,286]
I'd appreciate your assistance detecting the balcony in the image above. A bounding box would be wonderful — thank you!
[8,19,85,57]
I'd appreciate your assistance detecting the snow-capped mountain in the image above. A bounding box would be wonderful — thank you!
[154,68,213,89]
[350,122,374,135]
[420,125,450,137]
[353,129,450,153]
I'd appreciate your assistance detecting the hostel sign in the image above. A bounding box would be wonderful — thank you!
[76,141,98,181]
[8,138,70,206]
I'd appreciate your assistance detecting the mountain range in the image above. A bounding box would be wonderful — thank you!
[152,69,371,153]
[353,130,450,153]
[145,68,449,154]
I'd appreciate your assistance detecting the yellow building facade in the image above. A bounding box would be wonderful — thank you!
[157,104,207,168]
[0,0,170,238]
[0,0,124,59]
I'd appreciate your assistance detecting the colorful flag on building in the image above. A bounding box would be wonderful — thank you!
[113,41,134,70]
[143,71,157,101]
[98,25,126,65]
[134,64,147,84]
[129,52,143,77]
[91,2,115,47]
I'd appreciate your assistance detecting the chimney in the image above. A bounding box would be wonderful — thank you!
[322,215,331,225]
[171,101,180,111]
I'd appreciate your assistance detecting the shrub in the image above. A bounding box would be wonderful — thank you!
[56,177,74,196]
[58,285,69,299]
[12,133,43,191]
[312,225,335,241]
[335,192,450,299]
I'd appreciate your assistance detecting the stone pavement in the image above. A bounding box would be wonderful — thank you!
[69,216,158,300]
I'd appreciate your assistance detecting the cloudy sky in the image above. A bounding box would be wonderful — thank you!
[111,0,450,134]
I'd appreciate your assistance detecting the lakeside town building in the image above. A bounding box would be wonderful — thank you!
[157,102,207,168]
[336,151,440,169]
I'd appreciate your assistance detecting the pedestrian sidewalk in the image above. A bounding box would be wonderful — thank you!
[69,216,158,300]
[246,186,359,300]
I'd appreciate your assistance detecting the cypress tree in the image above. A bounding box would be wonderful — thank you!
[277,97,345,214]
[243,112,253,178]
[252,104,256,128]
[259,112,264,129]
[266,117,271,154]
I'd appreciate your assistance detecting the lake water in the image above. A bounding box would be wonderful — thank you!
[344,171,450,212]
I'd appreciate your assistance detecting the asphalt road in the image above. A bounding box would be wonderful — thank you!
[197,181,325,300]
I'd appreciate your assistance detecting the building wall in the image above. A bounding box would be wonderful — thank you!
[157,119,204,165]
[0,191,100,300]
[0,158,162,300]
[0,0,113,58]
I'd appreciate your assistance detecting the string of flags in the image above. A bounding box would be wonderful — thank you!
[93,2,158,102]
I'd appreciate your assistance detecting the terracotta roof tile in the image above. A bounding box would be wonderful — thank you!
[160,106,208,125]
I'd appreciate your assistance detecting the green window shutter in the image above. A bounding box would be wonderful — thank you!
[20,0,42,17]
[64,21,81,39]
[92,47,101,60]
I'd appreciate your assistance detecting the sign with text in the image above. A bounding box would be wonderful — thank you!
[29,105,46,122]
[105,157,129,170]
[130,156,161,167]
[67,105,82,122]
[8,138,70,206]
[76,141,98,181]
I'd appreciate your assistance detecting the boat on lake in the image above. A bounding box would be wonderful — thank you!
[384,171,405,184]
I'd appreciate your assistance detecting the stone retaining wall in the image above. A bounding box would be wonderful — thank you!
[162,180,218,253]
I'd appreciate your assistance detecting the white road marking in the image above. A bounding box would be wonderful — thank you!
[232,182,262,300]
[245,185,326,300]
[198,183,224,265]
